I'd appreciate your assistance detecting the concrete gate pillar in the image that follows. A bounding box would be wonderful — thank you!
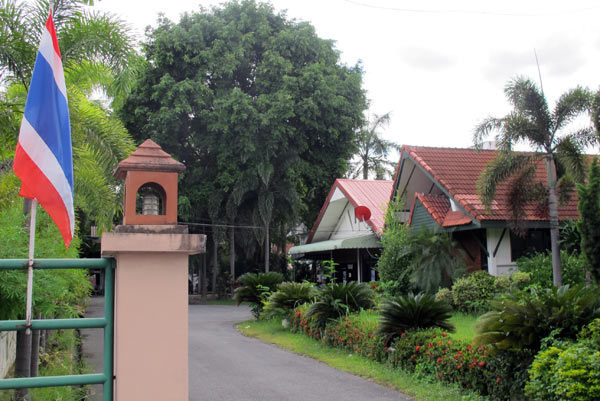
[101,139,205,401]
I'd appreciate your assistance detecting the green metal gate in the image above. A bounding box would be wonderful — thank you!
[0,258,114,401]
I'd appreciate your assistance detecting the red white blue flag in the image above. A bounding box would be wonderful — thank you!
[13,11,74,248]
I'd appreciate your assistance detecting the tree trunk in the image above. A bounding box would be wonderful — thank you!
[362,157,369,179]
[546,156,563,287]
[280,223,287,273]
[201,250,207,300]
[211,234,218,298]
[264,223,270,272]
[15,330,32,400]
[229,224,235,296]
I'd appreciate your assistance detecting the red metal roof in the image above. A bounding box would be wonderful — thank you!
[396,146,580,222]
[306,179,393,243]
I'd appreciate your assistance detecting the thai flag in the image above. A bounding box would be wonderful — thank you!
[13,11,74,248]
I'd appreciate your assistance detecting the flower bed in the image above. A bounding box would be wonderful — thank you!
[290,306,529,400]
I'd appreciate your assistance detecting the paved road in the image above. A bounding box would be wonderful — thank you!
[189,305,411,401]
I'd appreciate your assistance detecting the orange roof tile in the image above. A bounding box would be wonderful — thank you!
[397,146,580,222]
[408,193,471,228]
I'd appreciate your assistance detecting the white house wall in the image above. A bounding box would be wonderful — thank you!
[486,228,516,276]
[330,201,373,240]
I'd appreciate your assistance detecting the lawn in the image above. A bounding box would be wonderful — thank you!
[238,319,487,401]
[448,313,479,342]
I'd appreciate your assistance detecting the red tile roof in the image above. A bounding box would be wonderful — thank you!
[306,179,393,243]
[396,146,580,222]
[408,193,471,228]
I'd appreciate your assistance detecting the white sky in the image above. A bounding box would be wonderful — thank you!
[96,0,600,152]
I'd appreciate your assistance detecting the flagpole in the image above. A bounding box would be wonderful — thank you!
[25,198,37,336]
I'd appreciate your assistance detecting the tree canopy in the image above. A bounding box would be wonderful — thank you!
[119,0,367,268]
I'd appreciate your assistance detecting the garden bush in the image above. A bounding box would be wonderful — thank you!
[475,284,600,352]
[516,250,587,287]
[525,319,600,401]
[378,293,454,346]
[434,287,454,306]
[233,272,284,318]
[306,281,375,327]
[452,270,496,313]
[263,281,317,318]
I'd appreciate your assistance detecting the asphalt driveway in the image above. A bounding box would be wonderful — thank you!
[189,305,412,401]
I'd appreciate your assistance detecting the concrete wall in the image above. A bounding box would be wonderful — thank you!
[0,331,16,378]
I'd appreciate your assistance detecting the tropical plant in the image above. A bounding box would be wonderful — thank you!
[306,282,375,327]
[377,293,454,346]
[399,227,465,294]
[263,281,317,317]
[233,272,284,318]
[516,250,587,288]
[578,158,600,283]
[348,112,400,179]
[0,0,139,230]
[474,285,600,352]
[474,77,594,286]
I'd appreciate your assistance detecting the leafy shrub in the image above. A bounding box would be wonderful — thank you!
[494,276,511,293]
[475,285,600,352]
[263,281,317,317]
[323,311,387,362]
[516,250,587,287]
[510,271,531,289]
[378,293,454,346]
[452,270,497,313]
[233,272,284,318]
[526,319,600,401]
[306,282,375,327]
[434,287,454,307]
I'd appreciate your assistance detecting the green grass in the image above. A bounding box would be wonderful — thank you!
[448,313,479,343]
[238,319,487,401]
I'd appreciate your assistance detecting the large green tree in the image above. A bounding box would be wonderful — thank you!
[578,158,600,283]
[474,77,594,286]
[120,0,366,272]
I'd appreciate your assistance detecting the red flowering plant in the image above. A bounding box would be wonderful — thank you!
[322,311,387,362]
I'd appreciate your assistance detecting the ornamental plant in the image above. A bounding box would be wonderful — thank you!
[263,281,317,318]
[377,293,454,346]
[233,272,284,318]
[306,281,375,327]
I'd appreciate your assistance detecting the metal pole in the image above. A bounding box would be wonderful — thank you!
[103,258,115,401]
[25,199,38,335]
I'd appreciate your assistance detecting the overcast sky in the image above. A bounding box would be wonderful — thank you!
[96,0,600,152]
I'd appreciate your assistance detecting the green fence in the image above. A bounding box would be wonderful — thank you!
[0,258,114,401]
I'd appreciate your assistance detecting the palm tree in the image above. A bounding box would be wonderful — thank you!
[474,77,595,287]
[349,112,400,179]
[0,0,139,230]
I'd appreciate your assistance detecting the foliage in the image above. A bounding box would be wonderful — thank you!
[474,76,595,286]
[526,319,600,401]
[0,0,139,231]
[400,227,465,294]
[474,285,600,352]
[321,259,338,285]
[516,250,587,287]
[263,281,316,317]
[578,158,600,283]
[348,111,400,179]
[510,271,532,289]
[559,219,581,253]
[377,293,454,346]
[233,272,284,318]
[376,195,411,292]
[0,199,88,320]
[306,282,375,327]
[120,0,367,266]
[434,287,454,307]
[451,270,497,313]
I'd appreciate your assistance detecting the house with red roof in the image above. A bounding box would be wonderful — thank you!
[289,179,393,282]
[393,145,580,276]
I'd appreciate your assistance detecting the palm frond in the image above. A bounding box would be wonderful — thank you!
[500,111,546,150]
[504,77,552,135]
[554,134,588,183]
[552,86,592,133]
[477,153,533,209]
[473,117,503,149]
